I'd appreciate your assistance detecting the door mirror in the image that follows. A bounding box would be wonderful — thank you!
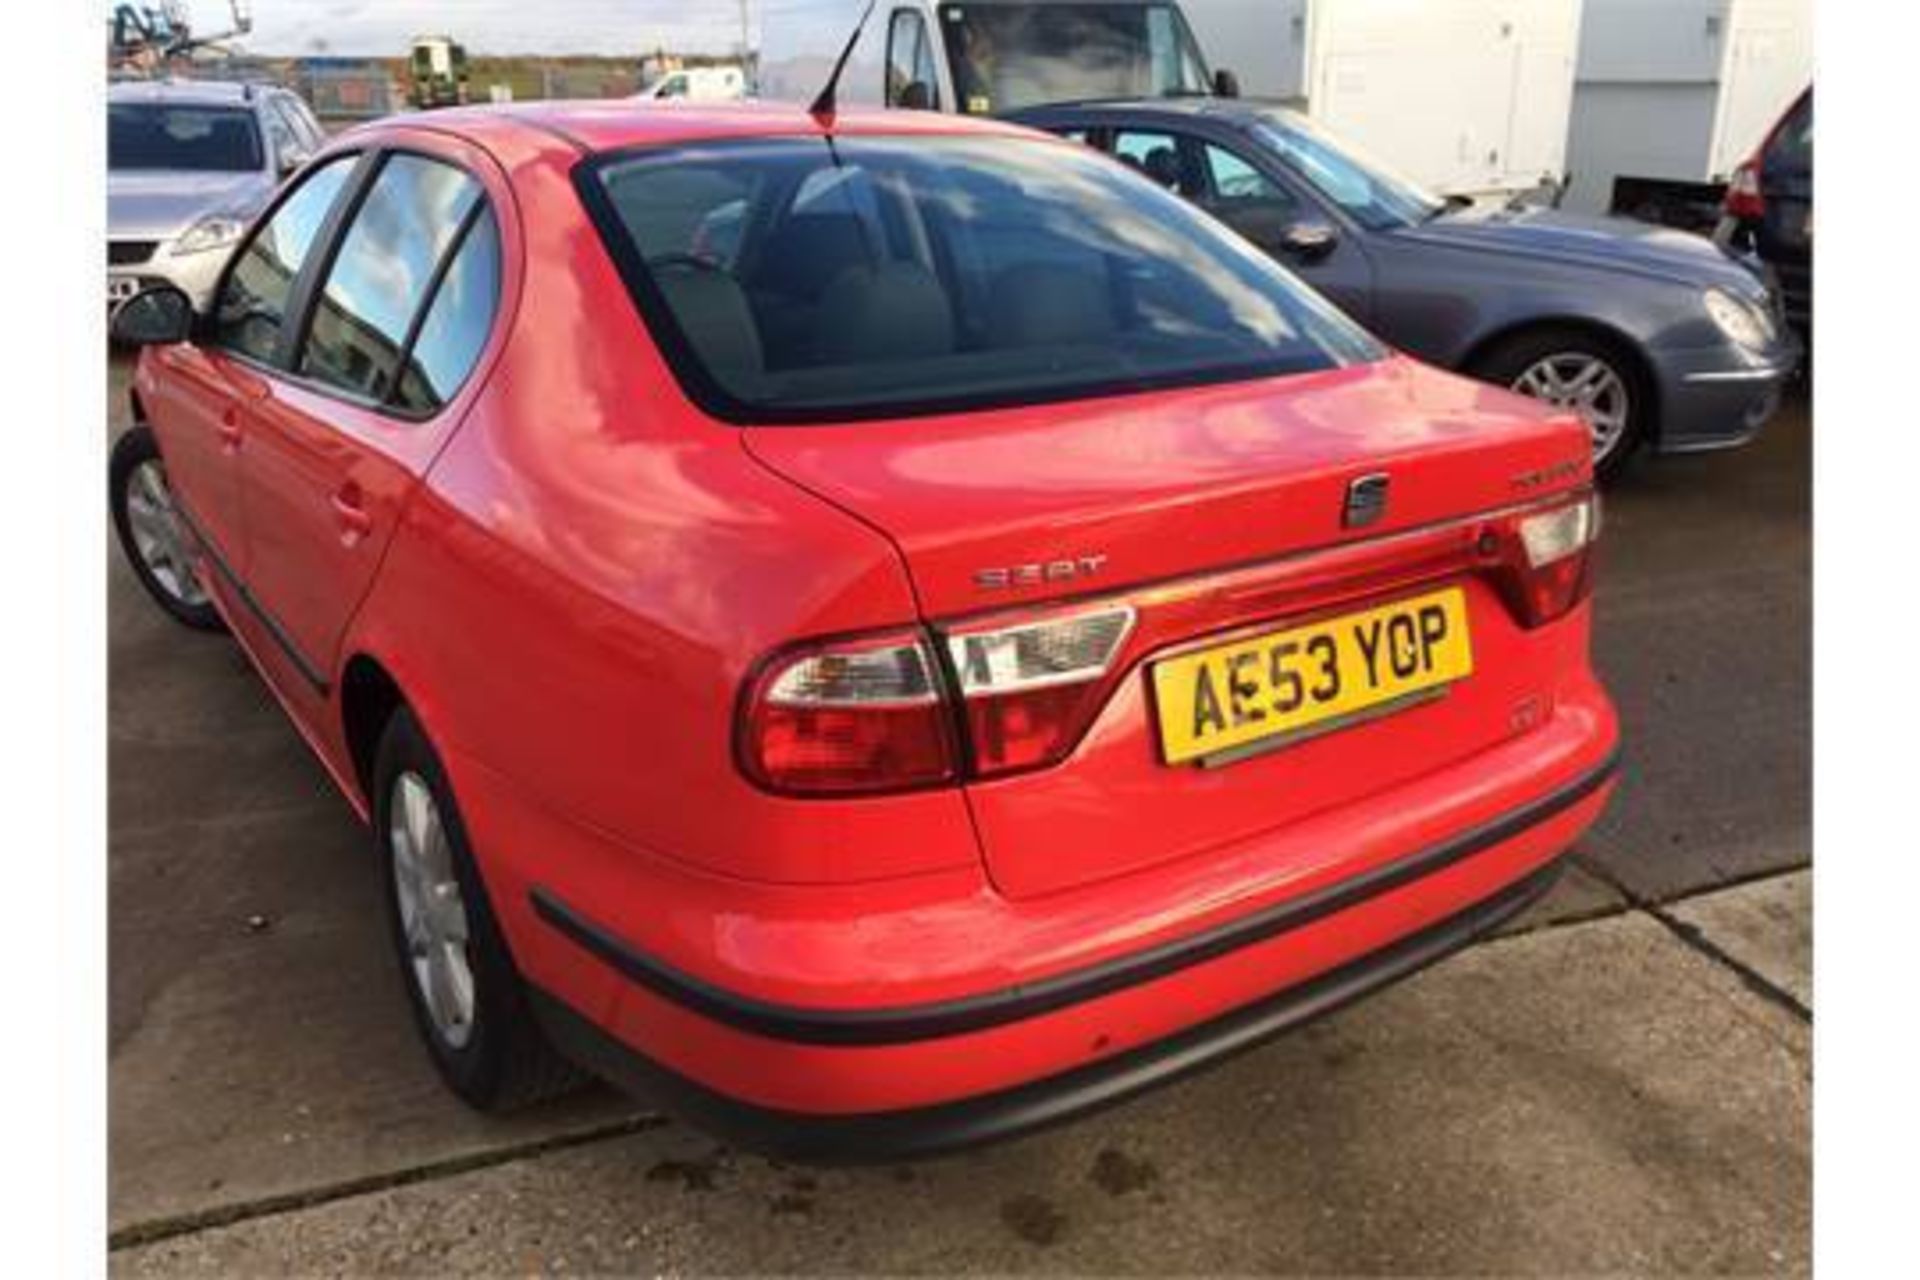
[896,80,935,111]
[1212,68,1241,99]
[110,286,195,346]
[278,145,311,177]
[1278,219,1340,263]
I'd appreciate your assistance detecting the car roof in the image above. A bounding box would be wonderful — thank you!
[107,77,274,108]
[368,99,1051,159]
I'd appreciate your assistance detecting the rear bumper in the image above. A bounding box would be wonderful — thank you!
[530,855,1569,1163]
[531,752,1615,1049]
[515,696,1618,1156]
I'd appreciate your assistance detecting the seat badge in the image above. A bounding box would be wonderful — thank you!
[1343,473,1389,529]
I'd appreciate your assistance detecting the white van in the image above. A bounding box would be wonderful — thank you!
[758,1,1231,116]
[639,65,747,102]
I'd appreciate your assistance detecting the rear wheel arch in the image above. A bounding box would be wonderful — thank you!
[370,701,585,1109]
[1462,317,1662,443]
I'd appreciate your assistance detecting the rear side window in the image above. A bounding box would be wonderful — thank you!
[583,135,1380,424]
[211,154,357,364]
[393,208,501,413]
[298,154,486,408]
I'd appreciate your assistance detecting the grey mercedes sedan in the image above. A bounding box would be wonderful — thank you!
[1011,99,1799,478]
[108,79,326,312]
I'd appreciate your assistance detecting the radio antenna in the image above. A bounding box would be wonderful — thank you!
[809,0,877,125]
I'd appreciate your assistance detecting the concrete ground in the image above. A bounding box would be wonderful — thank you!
[107,354,1811,1274]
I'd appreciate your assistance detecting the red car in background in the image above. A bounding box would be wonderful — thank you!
[108,102,1618,1158]
[1718,87,1813,342]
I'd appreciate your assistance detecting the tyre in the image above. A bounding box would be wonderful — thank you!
[374,707,585,1111]
[109,425,224,631]
[1471,328,1650,483]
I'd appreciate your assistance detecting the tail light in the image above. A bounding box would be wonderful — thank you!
[739,631,956,795]
[946,606,1135,776]
[741,609,1134,795]
[1724,158,1765,221]
[1487,492,1600,628]
[742,497,1596,795]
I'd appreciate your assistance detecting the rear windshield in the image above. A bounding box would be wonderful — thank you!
[583,136,1382,424]
[109,103,263,173]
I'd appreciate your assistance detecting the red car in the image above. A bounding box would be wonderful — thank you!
[109,103,1618,1158]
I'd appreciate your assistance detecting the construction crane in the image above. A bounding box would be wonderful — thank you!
[109,2,253,74]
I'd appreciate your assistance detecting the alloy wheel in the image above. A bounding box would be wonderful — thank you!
[389,772,478,1049]
[124,459,209,608]
[1510,352,1632,463]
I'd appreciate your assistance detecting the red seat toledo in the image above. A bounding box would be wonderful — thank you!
[109,102,1618,1158]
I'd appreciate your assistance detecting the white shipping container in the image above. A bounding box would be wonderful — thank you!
[1178,0,1585,197]
[1561,0,1810,215]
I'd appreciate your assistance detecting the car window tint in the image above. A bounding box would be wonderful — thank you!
[1112,129,1196,197]
[108,103,264,172]
[1203,143,1293,206]
[211,154,356,364]
[1770,96,1812,170]
[886,8,941,108]
[609,166,759,269]
[590,136,1383,421]
[299,154,483,405]
[393,207,501,413]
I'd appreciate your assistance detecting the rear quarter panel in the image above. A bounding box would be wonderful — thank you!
[345,145,983,901]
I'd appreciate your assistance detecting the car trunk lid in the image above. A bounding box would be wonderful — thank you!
[744,357,1594,897]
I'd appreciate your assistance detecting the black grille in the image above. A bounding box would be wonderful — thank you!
[108,240,157,266]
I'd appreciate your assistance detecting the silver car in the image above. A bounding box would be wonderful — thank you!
[108,79,326,311]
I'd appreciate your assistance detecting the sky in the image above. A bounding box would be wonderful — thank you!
[166,0,759,57]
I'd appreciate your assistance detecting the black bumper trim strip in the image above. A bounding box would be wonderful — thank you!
[529,857,1566,1163]
[531,747,1618,1047]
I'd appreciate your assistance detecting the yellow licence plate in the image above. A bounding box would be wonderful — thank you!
[1151,587,1474,765]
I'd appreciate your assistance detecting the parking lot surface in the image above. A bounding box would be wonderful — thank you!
[107,354,1810,1273]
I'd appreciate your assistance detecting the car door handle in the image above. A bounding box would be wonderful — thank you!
[217,407,243,451]
[331,485,373,541]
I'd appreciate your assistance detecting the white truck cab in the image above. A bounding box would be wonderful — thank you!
[759,0,1228,117]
